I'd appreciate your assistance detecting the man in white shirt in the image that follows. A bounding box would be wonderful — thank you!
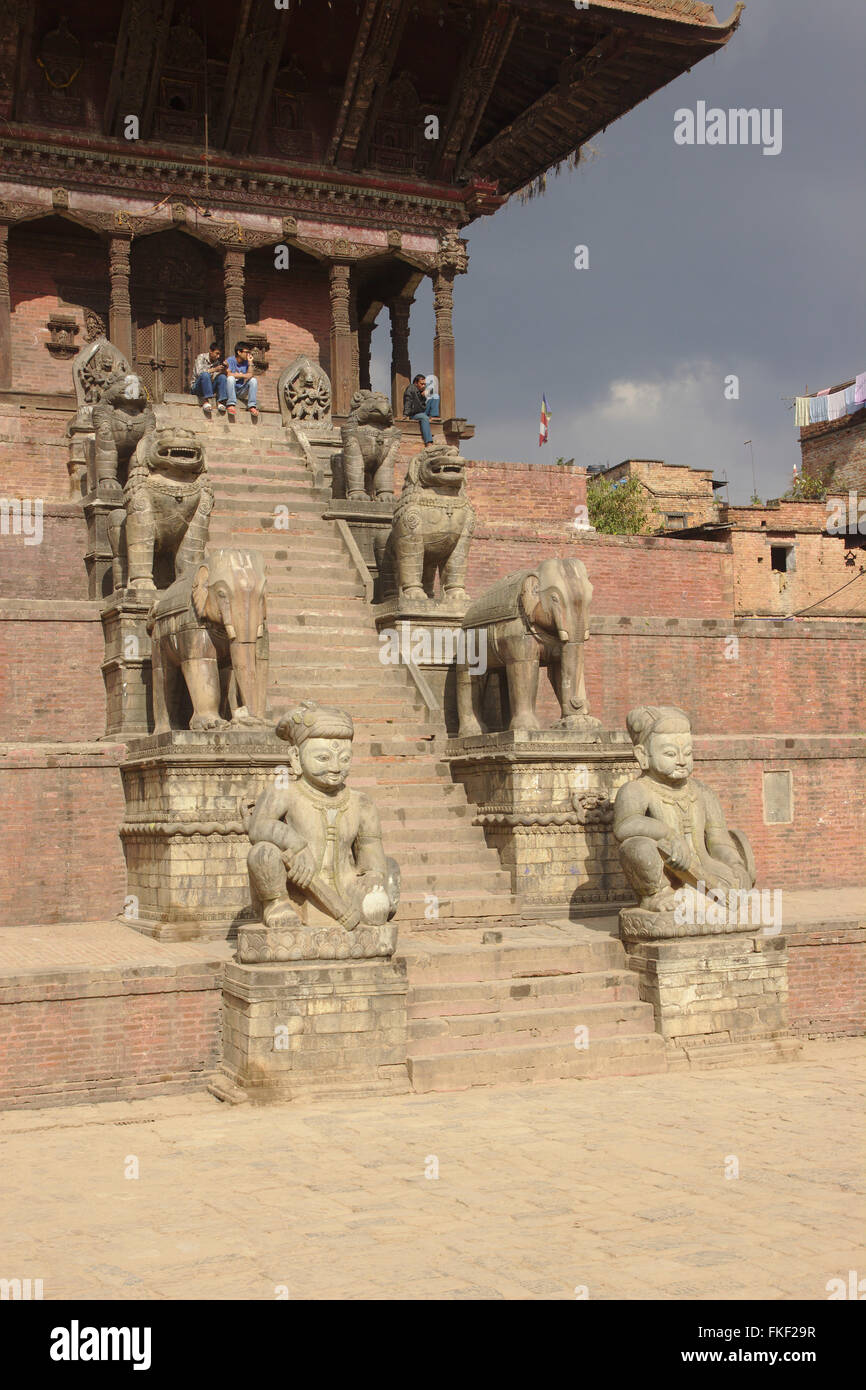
[190,342,228,419]
[424,373,440,419]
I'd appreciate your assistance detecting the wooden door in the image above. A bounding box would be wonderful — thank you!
[132,314,186,401]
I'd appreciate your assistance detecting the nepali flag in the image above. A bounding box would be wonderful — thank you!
[539,394,551,446]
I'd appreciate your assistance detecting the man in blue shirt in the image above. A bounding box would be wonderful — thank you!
[224,342,259,422]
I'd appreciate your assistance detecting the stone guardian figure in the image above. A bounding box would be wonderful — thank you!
[614,705,756,936]
[245,702,400,942]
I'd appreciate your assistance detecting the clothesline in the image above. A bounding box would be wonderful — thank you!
[794,372,866,427]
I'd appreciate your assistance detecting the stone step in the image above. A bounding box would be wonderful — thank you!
[407,1032,668,1092]
[269,668,416,689]
[212,503,328,519]
[402,935,626,984]
[264,580,365,598]
[397,890,519,922]
[408,999,657,1054]
[408,968,642,1015]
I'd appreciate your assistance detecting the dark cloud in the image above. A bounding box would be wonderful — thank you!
[386,0,864,503]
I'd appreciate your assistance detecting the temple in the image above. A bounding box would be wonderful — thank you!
[0,0,742,427]
[1,1,864,1113]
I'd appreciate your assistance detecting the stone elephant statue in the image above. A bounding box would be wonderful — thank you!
[456,556,600,736]
[146,549,269,733]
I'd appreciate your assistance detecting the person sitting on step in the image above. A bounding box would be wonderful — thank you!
[403,372,433,445]
[190,342,228,419]
[424,372,440,420]
[224,342,259,423]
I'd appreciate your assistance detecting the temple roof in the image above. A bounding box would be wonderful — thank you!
[0,0,744,229]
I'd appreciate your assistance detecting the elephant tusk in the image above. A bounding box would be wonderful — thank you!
[224,624,237,641]
[557,628,569,643]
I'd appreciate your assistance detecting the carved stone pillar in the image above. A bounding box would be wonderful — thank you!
[329,261,353,416]
[432,267,456,422]
[389,297,413,420]
[223,248,246,355]
[108,235,134,365]
[0,224,10,390]
[358,320,374,392]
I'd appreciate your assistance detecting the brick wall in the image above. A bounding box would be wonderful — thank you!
[800,410,866,492]
[0,404,76,503]
[0,507,89,598]
[787,927,866,1037]
[0,747,127,926]
[690,736,865,889]
[0,968,222,1108]
[245,250,331,414]
[585,618,865,734]
[8,224,108,396]
[0,603,106,740]
[469,531,735,619]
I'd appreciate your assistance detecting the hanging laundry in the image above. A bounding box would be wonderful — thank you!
[855,372,866,405]
[827,390,847,420]
[817,387,831,396]
[809,395,829,424]
[794,397,810,427]
[845,384,858,412]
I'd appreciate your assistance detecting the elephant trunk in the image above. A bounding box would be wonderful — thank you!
[230,640,261,715]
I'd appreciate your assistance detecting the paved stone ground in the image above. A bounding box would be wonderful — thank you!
[0,1038,863,1301]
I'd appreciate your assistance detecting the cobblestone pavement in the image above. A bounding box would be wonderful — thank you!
[0,1040,863,1301]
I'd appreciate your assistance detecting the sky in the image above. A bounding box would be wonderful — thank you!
[370,0,865,504]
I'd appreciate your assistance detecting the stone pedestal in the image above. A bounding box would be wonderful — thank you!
[373,603,469,723]
[323,498,393,593]
[119,730,285,941]
[101,593,153,737]
[83,479,123,601]
[446,728,636,913]
[212,957,409,1103]
[624,932,801,1069]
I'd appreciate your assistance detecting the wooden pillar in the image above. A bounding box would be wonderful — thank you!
[389,296,412,419]
[329,261,353,415]
[432,267,456,421]
[108,235,134,364]
[0,224,10,390]
[358,320,375,392]
[223,248,246,355]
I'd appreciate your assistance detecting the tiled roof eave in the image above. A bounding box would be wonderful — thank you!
[587,0,744,33]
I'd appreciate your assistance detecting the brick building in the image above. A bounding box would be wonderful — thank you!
[590,457,724,530]
[665,498,866,619]
[798,378,866,495]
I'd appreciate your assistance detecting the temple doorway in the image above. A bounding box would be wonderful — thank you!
[130,231,221,401]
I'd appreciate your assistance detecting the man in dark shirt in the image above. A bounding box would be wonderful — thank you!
[403,373,433,444]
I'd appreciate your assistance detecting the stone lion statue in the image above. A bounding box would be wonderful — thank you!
[378,443,476,611]
[108,426,214,592]
[331,389,401,502]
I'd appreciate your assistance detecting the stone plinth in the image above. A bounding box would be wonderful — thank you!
[120,729,285,941]
[213,956,409,1103]
[101,593,153,737]
[83,482,121,601]
[624,932,801,1069]
[323,498,392,593]
[373,604,469,725]
[446,728,635,914]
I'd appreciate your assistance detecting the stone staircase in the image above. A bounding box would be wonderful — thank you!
[403,923,667,1089]
[159,399,518,928]
[154,400,667,1091]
